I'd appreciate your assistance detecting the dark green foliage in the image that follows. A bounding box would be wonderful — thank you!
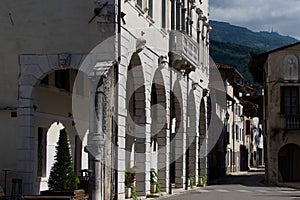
[210,21,298,50]
[48,128,79,191]
[210,40,265,85]
[125,168,136,188]
[209,20,299,86]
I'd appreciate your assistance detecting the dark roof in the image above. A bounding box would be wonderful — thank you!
[215,62,244,81]
[248,41,300,83]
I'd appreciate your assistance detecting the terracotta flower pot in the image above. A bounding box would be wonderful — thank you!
[150,184,156,193]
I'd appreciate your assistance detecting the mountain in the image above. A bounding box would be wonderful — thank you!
[210,21,298,51]
[209,21,299,85]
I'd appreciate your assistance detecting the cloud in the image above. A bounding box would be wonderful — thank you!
[209,0,300,39]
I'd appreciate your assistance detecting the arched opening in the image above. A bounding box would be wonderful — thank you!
[170,81,183,188]
[150,70,167,192]
[187,91,197,183]
[278,143,300,182]
[125,53,148,196]
[34,69,89,192]
[198,99,207,178]
[38,122,76,191]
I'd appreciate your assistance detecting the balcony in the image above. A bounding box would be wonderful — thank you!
[170,31,199,69]
[285,115,300,129]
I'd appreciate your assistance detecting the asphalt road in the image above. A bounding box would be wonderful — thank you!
[159,169,300,200]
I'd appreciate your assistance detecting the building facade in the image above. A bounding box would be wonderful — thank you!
[0,0,212,199]
[249,42,300,184]
[209,63,263,179]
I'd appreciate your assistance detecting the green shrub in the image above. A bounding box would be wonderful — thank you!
[48,128,79,191]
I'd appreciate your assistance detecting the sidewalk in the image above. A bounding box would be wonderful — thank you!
[147,187,207,200]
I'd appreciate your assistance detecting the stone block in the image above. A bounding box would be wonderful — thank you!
[22,64,44,80]
[18,126,33,138]
[70,54,84,69]
[37,55,51,74]
[18,74,37,86]
[18,115,34,127]
[47,55,58,68]
[17,107,34,116]
[19,55,37,65]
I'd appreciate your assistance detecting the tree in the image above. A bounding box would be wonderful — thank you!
[48,128,79,190]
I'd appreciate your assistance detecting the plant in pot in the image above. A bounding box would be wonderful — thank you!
[125,167,137,200]
[149,168,161,196]
[197,175,206,187]
[44,128,80,196]
[188,177,194,189]
[150,168,158,193]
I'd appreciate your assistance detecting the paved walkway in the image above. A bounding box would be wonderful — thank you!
[148,166,300,200]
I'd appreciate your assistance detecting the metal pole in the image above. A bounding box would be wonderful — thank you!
[3,170,9,200]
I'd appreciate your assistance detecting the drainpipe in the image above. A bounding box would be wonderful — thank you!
[113,0,121,198]
[168,53,173,195]
[185,74,189,190]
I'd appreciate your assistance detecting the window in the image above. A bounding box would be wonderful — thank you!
[137,0,143,9]
[162,0,166,29]
[148,0,153,18]
[175,1,181,30]
[55,70,70,91]
[236,124,239,140]
[37,128,47,177]
[281,86,299,115]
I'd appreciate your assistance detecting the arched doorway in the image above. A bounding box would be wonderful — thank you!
[170,81,183,188]
[198,99,207,178]
[34,69,88,192]
[125,53,148,196]
[278,143,300,182]
[150,69,167,192]
[187,91,197,183]
[18,54,111,196]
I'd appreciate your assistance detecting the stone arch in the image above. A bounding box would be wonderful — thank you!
[38,121,78,191]
[170,80,184,188]
[187,91,197,183]
[150,68,168,192]
[17,54,87,194]
[278,143,300,182]
[125,52,148,196]
[198,98,207,178]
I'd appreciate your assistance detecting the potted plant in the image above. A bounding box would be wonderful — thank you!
[125,167,137,199]
[149,168,162,195]
[43,128,80,197]
[189,177,194,189]
[197,175,206,187]
[150,168,158,193]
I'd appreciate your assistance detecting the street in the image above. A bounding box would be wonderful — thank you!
[160,169,300,200]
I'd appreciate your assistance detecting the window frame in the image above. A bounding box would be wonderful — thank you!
[281,86,300,115]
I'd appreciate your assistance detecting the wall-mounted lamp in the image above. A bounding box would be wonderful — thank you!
[121,12,126,25]
[225,111,230,121]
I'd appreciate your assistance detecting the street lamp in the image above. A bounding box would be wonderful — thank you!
[225,111,230,121]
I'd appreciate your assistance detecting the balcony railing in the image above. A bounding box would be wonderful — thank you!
[170,31,199,67]
[285,115,300,129]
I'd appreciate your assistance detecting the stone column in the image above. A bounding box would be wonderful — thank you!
[86,76,105,200]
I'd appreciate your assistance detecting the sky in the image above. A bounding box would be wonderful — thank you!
[209,0,300,40]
